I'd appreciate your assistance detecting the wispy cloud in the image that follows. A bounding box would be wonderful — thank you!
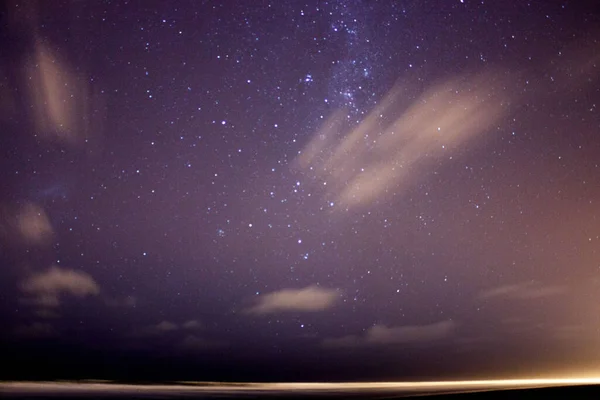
[479,282,566,301]
[25,41,100,147]
[20,266,100,307]
[293,72,508,211]
[246,285,339,314]
[322,320,457,348]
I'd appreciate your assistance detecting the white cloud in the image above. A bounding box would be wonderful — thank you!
[322,320,457,348]
[479,282,566,301]
[20,266,100,307]
[246,285,339,314]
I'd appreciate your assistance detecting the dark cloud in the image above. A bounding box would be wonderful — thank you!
[130,321,178,337]
[323,320,457,348]
[13,322,57,338]
[179,335,227,351]
[130,320,203,338]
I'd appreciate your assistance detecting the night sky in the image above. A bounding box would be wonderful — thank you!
[1,0,600,383]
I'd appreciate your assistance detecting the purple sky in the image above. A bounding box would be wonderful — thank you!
[1,0,600,382]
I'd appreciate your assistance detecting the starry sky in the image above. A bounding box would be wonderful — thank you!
[1,0,600,383]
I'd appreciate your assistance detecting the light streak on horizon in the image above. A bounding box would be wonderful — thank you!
[4,377,600,395]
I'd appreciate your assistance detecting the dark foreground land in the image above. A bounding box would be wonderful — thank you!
[2,382,600,399]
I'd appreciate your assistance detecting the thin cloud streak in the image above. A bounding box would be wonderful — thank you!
[130,320,202,337]
[479,282,567,301]
[322,320,457,348]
